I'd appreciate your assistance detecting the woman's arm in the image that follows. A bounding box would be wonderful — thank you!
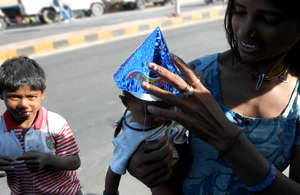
[151,184,182,195]
[127,135,189,195]
[253,145,300,194]
[127,135,174,188]
[290,146,300,183]
[141,54,300,194]
[224,133,300,194]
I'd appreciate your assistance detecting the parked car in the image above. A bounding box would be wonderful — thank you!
[0,0,106,30]
[105,0,173,10]
[121,0,173,10]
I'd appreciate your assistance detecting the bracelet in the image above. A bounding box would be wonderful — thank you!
[219,130,243,156]
[245,163,277,192]
[103,191,119,195]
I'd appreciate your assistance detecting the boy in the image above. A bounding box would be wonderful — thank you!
[0,56,82,194]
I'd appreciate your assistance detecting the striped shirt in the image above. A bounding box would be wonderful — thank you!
[0,107,81,194]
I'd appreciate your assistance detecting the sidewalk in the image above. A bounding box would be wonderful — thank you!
[0,4,226,62]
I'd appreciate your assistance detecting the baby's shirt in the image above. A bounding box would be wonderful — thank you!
[110,110,187,175]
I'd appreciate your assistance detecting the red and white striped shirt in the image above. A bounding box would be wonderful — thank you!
[0,107,81,194]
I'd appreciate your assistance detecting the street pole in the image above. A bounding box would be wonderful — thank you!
[174,0,180,16]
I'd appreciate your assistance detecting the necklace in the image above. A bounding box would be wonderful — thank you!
[241,63,289,90]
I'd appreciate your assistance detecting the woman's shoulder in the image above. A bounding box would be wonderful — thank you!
[188,53,219,73]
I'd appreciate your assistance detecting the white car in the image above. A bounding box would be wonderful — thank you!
[0,0,105,27]
[22,0,105,23]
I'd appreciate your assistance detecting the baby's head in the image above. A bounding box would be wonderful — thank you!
[119,91,172,127]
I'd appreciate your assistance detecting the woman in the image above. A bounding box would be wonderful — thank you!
[126,0,300,194]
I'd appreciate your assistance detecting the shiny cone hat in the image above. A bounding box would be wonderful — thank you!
[113,27,181,101]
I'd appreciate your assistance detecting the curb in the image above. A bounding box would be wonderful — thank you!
[0,5,226,62]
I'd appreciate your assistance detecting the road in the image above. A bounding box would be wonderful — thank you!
[0,0,225,45]
[0,19,228,194]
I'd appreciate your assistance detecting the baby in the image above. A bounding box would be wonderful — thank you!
[104,26,188,195]
[104,90,187,195]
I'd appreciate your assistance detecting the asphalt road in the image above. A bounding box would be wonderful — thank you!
[0,0,225,45]
[0,19,228,194]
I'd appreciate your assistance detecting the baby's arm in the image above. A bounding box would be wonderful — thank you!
[105,166,121,195]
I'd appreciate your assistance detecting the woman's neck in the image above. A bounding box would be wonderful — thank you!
[220,51,291,91]
[240,50,287,72]
[236,54,289,90]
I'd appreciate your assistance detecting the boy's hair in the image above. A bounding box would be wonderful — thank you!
[0,56,46,98]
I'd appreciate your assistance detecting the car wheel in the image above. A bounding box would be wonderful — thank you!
[136,0,145,9]
[90,3,104,16]
[163,0,175,5]
[0,17,7,30]
[40,8,57,24]
[125,3,136,10]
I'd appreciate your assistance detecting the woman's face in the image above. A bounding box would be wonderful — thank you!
[231,0,300,64]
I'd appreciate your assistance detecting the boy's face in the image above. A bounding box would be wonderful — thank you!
[2,85,45,126]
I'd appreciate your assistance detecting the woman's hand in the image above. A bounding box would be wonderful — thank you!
[127,135,174,188]
[142,54,240,152]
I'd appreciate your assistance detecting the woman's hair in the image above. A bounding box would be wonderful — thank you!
[0,56,46,96]
[224,0,300,73]
[224,0,237,58]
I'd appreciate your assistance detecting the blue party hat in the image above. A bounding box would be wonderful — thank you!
[113,27,181,101]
